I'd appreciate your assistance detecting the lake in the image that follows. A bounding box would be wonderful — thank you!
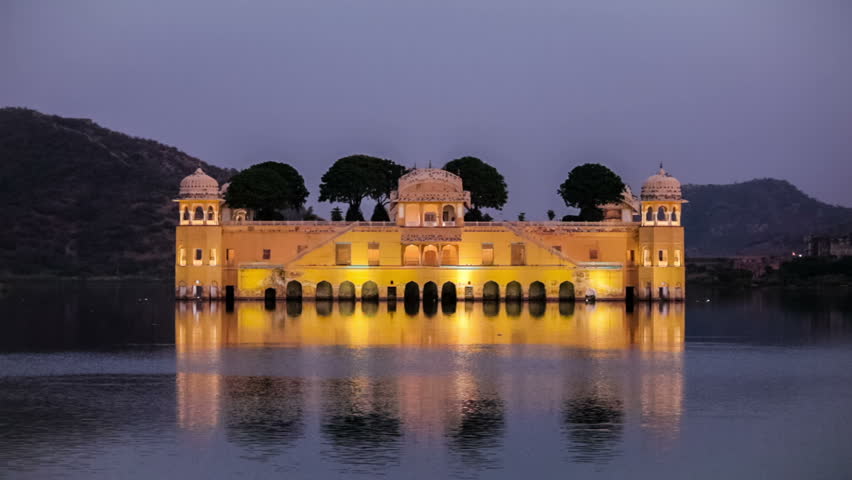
[1,281,851,479]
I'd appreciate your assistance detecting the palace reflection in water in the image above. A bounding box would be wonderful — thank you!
[175,300,684,472]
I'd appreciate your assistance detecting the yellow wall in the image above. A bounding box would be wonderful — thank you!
[175,221,683,301]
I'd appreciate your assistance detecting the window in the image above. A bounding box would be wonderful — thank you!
[646,207,654,222]
[658,249,668,266]
[368,242,380,266]
[207,206,215,221]
[481,243,494,266]
[194,248,203,266]
[335,243,351,265]
[657,206,667,221]
[511,243,526,266]
[209,248,217,266]
[179,247,187,266]
[226,249,235,262]
[262,249,271,260]
[674,249,682,267]
[628,249,636,264]
[643,248,651,266]
[589,249,599,260]
[182,208,190,221]
[671,208,678,222]
[194,207,204,220]
[658,250,664,261]
[424,212,437,225]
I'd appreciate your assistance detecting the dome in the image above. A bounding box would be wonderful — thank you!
[392,168,471,206]
[179,168,220,198]
[641,166,682,201]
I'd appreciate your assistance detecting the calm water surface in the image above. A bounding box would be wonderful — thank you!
[1,281,851,479]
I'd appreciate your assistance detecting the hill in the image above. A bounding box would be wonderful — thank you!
[0,107,234,277]
[682,179,852,256]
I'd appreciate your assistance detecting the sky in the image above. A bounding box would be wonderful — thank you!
[2,0,851,219]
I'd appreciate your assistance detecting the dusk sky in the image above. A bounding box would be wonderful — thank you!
[2,0,850,218]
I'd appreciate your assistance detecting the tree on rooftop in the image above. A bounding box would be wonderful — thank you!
[224,162,308,221]
[319,155,406,220]
[557,163,625,221]
[443,157,508,221]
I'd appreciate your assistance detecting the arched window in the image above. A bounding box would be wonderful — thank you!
[657,206,667,221]
[182,207,190,221]
[442,205,456,224]
[194,206,205,220]
[645,207,654,222]
[671,208,678,222]
[207,206,215,221]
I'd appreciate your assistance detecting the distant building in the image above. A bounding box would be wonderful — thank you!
[174,166,687,301]
[806,235,852,258]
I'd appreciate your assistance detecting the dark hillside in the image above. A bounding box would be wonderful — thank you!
[682,179,852,256]
[0,108,234,277]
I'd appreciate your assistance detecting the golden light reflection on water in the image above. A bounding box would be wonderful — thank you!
[175,301,684,351]
[175,301,685,462]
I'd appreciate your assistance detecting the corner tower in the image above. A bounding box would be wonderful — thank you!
[637,165,686,300]
[174,168,224,299]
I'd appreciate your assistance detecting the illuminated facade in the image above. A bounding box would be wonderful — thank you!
[174,166,686,301]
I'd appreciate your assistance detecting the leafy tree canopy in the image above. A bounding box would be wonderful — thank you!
[330,207,343,221]
[443,156,508,211]
[557,163,625,221]
[224,161,309,221]
[319,155,407,210]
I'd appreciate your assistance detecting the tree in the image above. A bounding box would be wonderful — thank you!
[547,209,556,221]
[517,212,526,221]
[557,164,625,221]
[345,204,364,221]
[371,203,390,221]
[225,161,309,221]
[443,157,508,217]
[330,207,343,221]
[319,155,406,220]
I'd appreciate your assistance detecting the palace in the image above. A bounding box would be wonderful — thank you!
[174,166,686,301]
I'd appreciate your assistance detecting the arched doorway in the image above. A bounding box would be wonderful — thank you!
[559,281,575,301]
[286,281,302,300]
[441,282,457,302]
[404,282,420,302]
[403,245,420,265]
[422,245,439,266]
[423,281,438,302]
[264,288,276,310]
[362,281,379,301]
[441,245,458,265]
[483,281,500,301]
[338,281,356,300]
[506,281,522,300]
[316,281,333,300]
[529,281,546,301]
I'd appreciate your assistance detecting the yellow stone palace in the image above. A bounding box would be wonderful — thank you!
[174,166,686,301]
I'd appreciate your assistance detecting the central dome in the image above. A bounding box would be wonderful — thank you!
[179,168,220,198]
[641,166,682,201]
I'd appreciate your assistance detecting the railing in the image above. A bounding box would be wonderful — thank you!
[224,220,395,227]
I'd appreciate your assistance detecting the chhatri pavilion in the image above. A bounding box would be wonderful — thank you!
[174,166,686,301]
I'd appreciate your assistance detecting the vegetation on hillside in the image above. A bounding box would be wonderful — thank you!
[682,179,852,256]
[0,107,234,277]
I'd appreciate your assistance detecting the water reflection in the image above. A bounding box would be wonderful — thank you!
[321,377,403,472]
[173,300,686,469]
